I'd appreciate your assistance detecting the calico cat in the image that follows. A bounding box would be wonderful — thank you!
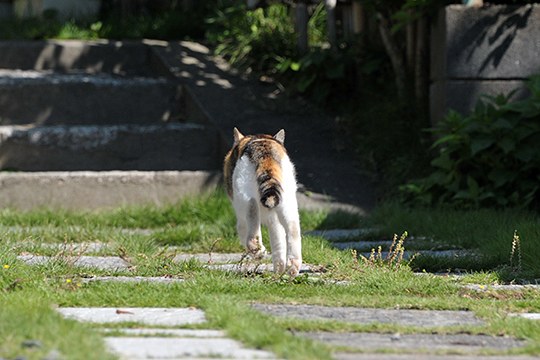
[223,128,302,277]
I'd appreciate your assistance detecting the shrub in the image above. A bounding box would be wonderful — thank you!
[402,75,540,208]
[276,47,353,104]
[205,3,296,73]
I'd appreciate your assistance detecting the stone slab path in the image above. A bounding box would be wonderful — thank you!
[56,307,276,359]
[13,232,540,359]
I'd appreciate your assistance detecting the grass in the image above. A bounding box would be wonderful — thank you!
[1,190,540,359]
[362,202,540,278]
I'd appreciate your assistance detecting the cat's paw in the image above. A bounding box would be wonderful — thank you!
[273,259,286,274]
[288,258,301,277]
[246,238,267,259]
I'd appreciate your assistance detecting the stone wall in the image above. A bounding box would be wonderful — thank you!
[430,4,540,124]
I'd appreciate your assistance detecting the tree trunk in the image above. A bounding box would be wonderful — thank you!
[352,1,366,47]
[414,16,428,113]
[295,1,309,55]
[325,0,338,50]
[406,12,416,73]
[377,12,407,101]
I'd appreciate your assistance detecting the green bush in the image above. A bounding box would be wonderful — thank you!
[403,75,540,208]
[205,3,296,73]
[276,48,354,104]
[0,2,216,40]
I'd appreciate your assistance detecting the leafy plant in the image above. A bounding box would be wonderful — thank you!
[403,75,540,208]
[0,2,216,40]
[276,48,351,103]
[205,3,296,72]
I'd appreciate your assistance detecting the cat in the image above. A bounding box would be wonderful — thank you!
[223,128,302,277]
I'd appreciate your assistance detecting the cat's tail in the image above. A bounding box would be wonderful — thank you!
[257,161,283,209]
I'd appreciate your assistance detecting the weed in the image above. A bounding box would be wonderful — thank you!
[354,231,411,270]
[365,203,540,277]
[510,230,522,272]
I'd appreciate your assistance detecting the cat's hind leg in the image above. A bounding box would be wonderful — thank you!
[277,205,302,277]
[246,198,266,258]
[267,212,287,274]
[236,217,248,249]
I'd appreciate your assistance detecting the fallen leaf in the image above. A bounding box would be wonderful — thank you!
[116,309,134,315]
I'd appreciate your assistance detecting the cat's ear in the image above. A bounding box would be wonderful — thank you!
[233,127,244,144]
[273,129,285,143]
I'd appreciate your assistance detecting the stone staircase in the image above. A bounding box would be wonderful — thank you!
[0,40,223,209]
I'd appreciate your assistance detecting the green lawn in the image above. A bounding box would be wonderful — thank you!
[1,190,539,359]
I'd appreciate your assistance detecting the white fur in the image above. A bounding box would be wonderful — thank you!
[232,154,302,276]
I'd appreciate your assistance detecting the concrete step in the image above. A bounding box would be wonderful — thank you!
[0,40,160,76]
[0,171,221,210]
[0,123,222,171]
[0,70,183,125]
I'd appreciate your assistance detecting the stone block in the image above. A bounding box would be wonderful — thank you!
[0,2,12,18]
[430,79,529,123]
[13,0,100,20]
[431,4,540,80]
[430,5,540,124]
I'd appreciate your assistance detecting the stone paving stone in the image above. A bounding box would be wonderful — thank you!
[252,304,484,327]
[465,284,540,292]
[356,249,473,260]
[331,240,395,250]
[305,229,378,240]
[300,331,525,353]
[335,354,538,360]
[206,262,318,274]
[105,336,276,359]
[513,313,540,320]
[17,254,129,270]
[81,276,185,284]
[13,241,111,254]
[102,328,226,337]
[173,252,254,264]
[57,307,206,326]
